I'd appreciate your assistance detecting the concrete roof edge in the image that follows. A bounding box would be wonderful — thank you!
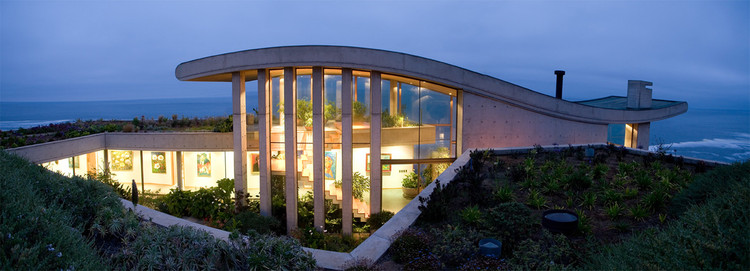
[175,46,688,124]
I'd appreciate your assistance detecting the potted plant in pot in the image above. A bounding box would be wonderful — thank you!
[402,171,420,199]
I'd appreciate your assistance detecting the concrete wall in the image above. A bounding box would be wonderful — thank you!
[462,92,608,149]
[8,132,248,164]
[8,133,106,164]
[106,132,234,151]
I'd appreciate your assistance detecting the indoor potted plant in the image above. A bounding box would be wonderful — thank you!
[402,171,420,199]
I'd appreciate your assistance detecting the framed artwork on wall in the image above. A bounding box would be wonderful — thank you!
[366,153,391,172]
[251,153,260,173]
[324,151,337,180]
[197,153,211,177]
[111,151,133,171]
[151,152,166,174]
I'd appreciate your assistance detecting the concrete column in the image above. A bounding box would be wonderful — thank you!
[312,67,325,231]
[283,67,298,234]
[139,150,144,193]
[456,90,464,156]
[103,149,109,172]
[341,68,353,235]
[370,71,382,215]
[258,69,272,217]
[636,122,650,149]
[389,80,398,116]
[232,71,248,207]
[176,151,183,190]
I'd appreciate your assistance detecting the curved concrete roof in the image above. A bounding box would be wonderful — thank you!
[175,45,687,124]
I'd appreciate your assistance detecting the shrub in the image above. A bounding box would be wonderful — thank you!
[480,202,534,255]
[566,167,592,190]
[460,205,482,226]
[389,228,433,264]
[459,256,508,270]
[494,185,514,203]
[0,151,138,270]
[526,189,547,209]
[584,165,750,270]
[367,211,394,232]
[232,211,280,235]
[403,251,441,271]
[342,258,382,271]
[669,161,750,216]
[212,115,233,132]
[510,230,576,269]
[429,225,481,267]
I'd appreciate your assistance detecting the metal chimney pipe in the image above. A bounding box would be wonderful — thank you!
[554,70,565,99]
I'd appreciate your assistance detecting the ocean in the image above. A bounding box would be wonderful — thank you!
[1,98,748,163]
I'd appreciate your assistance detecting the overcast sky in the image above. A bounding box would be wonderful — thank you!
[1,0,748,110]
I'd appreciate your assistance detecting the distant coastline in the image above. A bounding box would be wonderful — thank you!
[1,98,747,163]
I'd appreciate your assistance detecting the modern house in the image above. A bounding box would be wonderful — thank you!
[9,45,687,235]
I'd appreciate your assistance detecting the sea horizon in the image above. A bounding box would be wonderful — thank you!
[1,98,747,164]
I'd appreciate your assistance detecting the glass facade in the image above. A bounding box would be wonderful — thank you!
[37,66,461,234]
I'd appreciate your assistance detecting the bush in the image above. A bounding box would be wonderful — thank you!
[0,151,138,270]
[113,225,316,270]
[389,228,433,264]
[510,230,576,269]
[212,115,233,132]
[158,178,235,220]
[429,225,481,267]
[584,163,750,270]
[480,202,535,255]
[232,211,280,235]
[367,211,394,232]
[459,255,508,270]
[403,251,441,271]
[669,161,750,216]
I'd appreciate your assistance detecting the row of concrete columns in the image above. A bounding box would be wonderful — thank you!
[232,68,383,235]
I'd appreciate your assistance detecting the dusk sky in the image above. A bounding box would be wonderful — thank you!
[1,0,748,110]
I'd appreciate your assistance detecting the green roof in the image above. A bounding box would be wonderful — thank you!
[574,96,684,110]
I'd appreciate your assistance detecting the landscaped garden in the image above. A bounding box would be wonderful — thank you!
[0,115,238,149]
[368,145,749,270]
[0,150,316,270]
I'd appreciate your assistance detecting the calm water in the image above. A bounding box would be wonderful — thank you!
[1,98,747,163]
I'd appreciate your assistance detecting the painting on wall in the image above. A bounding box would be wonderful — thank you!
[324,151,337,180]
[197,153,211,177]
[251,153,260,173]
[366,153,391,172]
[68,157,79,169]
[111,151,133,171]
[151,152,166,174]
